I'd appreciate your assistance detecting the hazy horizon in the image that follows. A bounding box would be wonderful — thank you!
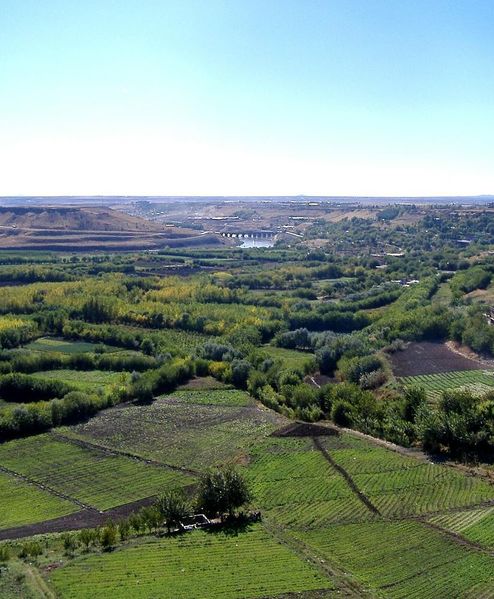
[2,1,494,196]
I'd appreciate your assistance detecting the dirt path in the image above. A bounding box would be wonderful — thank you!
[0,464,96,512]
[0,496,157,541]
[50,431,199,476]
[312,437,381,516]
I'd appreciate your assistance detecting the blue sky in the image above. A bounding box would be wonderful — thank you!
[1,0,493,196]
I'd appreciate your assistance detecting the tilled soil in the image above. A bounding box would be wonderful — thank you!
[389,341,483,377]
[0,496,156,541]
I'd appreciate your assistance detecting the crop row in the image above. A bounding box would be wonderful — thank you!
[0,435,192,510]
[400,369,494,400]
[296,520,494,599]
[429,505,494,550]
[49,525,333,599]
[0,470,76,530]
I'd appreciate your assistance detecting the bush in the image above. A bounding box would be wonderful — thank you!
[0,545,10,562]
[100,521,118,551]
[331,400,354,426]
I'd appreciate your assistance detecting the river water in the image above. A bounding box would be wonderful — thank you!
[239,238,275,248]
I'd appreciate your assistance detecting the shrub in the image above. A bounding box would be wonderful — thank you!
[331,400,354,427]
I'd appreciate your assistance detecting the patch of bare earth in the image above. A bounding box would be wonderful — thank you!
[389,341,484,377]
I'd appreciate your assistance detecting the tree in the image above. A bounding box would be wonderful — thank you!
[156,489,190,533]
[79,528,97,550]
[197,467,252,518]
[100,521,118,551]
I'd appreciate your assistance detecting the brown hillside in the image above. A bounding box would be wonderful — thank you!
[0,206,164,232]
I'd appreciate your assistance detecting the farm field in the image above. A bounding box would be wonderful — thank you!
[30,368,129,391]
[390,342,481,377]
[0,470,76,530]
[49,525,333,599]
[61,389,285,470]
[320,434,494,517]
[24,337,122,354]
[400,369,494,401]
[171,388,253,407]
[0,434,193,512]
[428,505,494,550]
[295,520,494,599]
[248,431,494,526]
[261,345,315,371]
[246,436,377,528]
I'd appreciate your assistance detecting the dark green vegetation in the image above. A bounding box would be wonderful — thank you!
[0,204,494,597]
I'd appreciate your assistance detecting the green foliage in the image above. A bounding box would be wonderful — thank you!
[197,467,252,517]
[156,489,191,532]
[50,526,332,599]
[100,521,118,550]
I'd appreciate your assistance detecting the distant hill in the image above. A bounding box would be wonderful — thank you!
[0,206,221,251]
[0,206,164,232]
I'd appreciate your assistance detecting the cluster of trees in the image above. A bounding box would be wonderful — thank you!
[450,266,492,296]
[0,390,114,439]
[0,349,159,375]
[0,372,74,403]
[0,357,195,439]
[0,318,38,350]
[419,389,494,458]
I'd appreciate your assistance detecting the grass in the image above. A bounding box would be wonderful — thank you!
[0,470,76,530]
[31,369,129,391]
[262,346,315,371]
[432,281,453,306]
[60,392,284,470]
[428,505,494,549]
[0,435,193,511]
[170,388,253,407]
[0,560,45,598]
[49,525,333,599]
[25,337,121,354]
[400,369,494,401]
[295,520,494,599]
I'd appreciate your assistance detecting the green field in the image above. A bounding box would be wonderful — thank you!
[321,434,494,518]
[400,369,494,401]
[428,505,494,550]
[49,525,333,599]
[61,390,285,470]
[246,437,376,528]
[262,345,315,371]
[295,520,494,599]
[0,435,193,511]
[25,337,122,354]
[171,388,253,407]
[0,470,76,530]
[31,369,129,391]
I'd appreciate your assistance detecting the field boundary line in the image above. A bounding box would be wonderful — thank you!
[419,517,494,556]
[312,437,381,516]
[0,463,97,512]
[50,431,200,476]
[262,519,375,598]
